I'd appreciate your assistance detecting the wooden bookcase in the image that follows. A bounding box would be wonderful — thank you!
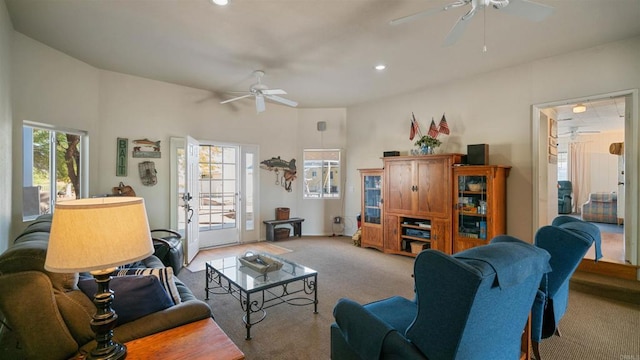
[452,165,511,253]
[359,168,384,251]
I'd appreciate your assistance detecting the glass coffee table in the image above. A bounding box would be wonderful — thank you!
[205,253,318,340]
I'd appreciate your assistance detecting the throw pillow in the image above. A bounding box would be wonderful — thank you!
[112,267,181,305]
[78,275,174,325]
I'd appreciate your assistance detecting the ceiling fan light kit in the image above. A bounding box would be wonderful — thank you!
[220,70,298,114]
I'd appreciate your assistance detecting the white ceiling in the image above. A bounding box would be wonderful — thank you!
[5,0,640,117]
[553,97,626,136]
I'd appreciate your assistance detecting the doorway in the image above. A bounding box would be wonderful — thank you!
[532,90,639,280]
[552,97,626,264]
[170,137,260,264]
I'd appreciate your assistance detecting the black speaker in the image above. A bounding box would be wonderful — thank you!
[467,144,488,165]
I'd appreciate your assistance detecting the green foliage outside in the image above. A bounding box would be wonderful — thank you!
[31,129,80,197]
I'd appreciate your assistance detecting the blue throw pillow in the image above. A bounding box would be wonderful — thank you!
[78,275,174,325]
[111,267,181,305]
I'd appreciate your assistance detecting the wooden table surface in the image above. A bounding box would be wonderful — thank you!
[125,318,244,360]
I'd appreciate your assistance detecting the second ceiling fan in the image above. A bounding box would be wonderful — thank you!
[221,70,298,114]
[390,0,554,47]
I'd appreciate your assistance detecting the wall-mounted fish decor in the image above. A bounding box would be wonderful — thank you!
[260,156,297,192]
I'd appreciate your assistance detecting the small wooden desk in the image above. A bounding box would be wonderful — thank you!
[124,318,244,360]
[263,217,304,241]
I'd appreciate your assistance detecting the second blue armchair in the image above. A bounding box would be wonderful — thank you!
[530,215,601,360]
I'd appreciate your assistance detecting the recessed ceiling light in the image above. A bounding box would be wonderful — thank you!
[572,104,587,113]
[374,64,386,71]
[210,0,229,5]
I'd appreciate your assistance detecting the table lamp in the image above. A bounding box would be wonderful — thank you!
[45,197,154,360]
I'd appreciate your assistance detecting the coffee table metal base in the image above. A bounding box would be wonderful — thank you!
[205,263,318,340]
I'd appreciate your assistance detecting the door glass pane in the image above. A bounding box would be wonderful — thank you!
[198,144,238,231]
[245,153,254,231]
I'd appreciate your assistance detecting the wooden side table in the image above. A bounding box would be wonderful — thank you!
[263,217,305,241]
[124,318,244,360]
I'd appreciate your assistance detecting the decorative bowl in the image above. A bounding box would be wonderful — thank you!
[239,253,283,274]
[467,183,483,191]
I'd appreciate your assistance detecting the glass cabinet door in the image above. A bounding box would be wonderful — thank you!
[456,174,488,239]
[363,175,382,225]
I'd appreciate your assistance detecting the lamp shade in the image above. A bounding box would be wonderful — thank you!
[45,197,154,273]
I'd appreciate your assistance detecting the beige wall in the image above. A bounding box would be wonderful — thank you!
[0,1,12,252]
[345,36,640,243]
[7,21,640,245]
[10,32,100,240]
[10,33,347,239]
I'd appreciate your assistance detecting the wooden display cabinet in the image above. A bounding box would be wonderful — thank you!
[452,165,511,253]
[359,168,384,251]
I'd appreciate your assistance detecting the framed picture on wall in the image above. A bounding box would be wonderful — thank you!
[549,118,558,138]
[549,137,557,147]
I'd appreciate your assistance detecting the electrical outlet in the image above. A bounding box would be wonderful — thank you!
[333,216,342,224]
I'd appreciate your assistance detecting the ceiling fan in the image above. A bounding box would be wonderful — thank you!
[220,70,298,114]
[560,126,600,140]
[390,0,554,47]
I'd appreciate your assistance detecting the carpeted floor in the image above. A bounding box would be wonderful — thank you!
[186,242,292,272]
[178,236,640,360]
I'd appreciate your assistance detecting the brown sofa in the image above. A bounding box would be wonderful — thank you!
[0,214,212,360]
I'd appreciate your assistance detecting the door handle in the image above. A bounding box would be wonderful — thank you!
[187,208,194,224]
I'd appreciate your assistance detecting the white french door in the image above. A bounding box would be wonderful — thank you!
[169,136,201,264]
[173,138,260,254]
[197,142,260,247]
[185,136,201,263]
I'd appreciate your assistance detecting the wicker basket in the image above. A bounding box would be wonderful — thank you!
[276,207,290,220]
[274,227,291,240]
[410,241,429,254]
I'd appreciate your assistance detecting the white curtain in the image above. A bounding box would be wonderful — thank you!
[569,141,591,213]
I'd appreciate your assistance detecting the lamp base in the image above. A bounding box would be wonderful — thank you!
[90,269,127,360]
[89,343,126,360]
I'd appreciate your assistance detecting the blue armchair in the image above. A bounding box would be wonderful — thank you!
[531,215,601,360]
[557,181,572,214]
[331,236,551,360]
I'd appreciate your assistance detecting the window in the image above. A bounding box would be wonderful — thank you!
[23,123,87,221]
[557,151,568,181]
[303,149,341,199]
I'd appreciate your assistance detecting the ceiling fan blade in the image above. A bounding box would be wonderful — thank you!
[578,130,600,134]
[220,94,251,104]
[262,89,287,95]
[256,95,266,113]
[389,7,445,26]
[443,15,472,46]
[266,95,298,108]
[498,0,554,22]
[390,0,469,25]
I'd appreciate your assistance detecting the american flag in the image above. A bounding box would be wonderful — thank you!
[409,112,421,140]
[438,113,450,135]
[428,118,439,138]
